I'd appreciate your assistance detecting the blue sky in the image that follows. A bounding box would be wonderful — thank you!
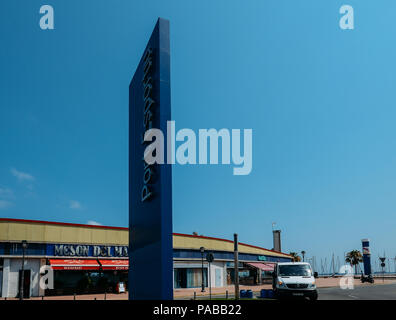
[1,0,396,270]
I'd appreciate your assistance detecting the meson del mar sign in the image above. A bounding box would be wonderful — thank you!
[129,18,173,300]
[47,244,128,257]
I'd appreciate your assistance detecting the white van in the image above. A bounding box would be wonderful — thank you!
[272,262,318,301]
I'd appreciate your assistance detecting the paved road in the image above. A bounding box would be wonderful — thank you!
[176,283,396,300]
[318,283,396,300]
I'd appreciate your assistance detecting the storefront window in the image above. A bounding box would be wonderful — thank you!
[174,268,207,289]
[47,270,128,295]
[228,268,256,285]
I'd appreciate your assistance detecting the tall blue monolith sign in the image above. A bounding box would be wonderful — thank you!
[361,238,372,276]
[129,18,173,300]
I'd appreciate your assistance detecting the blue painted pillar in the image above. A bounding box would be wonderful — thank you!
[361,238,372,276]
[129,18,173,300]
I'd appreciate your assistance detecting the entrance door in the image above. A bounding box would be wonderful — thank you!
[18,270,31,298]
[174,269,187,288]
[215,269,222,287]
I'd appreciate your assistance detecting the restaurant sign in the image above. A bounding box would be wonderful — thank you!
[47,244,128,257]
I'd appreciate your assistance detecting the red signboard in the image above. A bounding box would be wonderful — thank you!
[49,259,100,270]
[99,259,129,270]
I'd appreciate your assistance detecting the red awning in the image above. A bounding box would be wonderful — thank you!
[99,259,129,270]
[246,262,275,271]
[49,259,100,270]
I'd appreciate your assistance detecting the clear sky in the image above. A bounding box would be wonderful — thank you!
[1,0,396,270]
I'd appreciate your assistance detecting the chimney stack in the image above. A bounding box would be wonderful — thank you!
[273,229,281,252]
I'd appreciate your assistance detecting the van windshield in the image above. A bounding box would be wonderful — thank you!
[279,265,312,277]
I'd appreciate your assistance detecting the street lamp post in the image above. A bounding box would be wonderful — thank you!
[20,240,28,300]
[200,247,205,292]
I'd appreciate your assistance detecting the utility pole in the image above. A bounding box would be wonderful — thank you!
[206,252,214,300]
[200,247,205,292]
[233,233,239,300]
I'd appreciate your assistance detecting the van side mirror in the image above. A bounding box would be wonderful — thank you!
[314,272,318,278]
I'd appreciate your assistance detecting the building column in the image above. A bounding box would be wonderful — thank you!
[258,269,262,284]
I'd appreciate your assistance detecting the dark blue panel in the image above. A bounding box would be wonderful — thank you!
[0,242,46,256]
[129,18,173,300]
[173,249,291,263]
[362,240,372,275]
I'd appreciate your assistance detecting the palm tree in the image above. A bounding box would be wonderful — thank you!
[289,252,301,262]
[301,251,306,262]
[345,250,363,275]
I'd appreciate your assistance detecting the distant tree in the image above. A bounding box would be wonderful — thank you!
[301,251,306,262]
[345,250,363,274]
[289,252,301,262]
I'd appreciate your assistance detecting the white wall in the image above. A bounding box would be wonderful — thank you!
[173,261,227,288]
[1,259,10,298]
[208,261,226,288]
[2,258,40,298]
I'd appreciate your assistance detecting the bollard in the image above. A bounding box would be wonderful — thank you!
[74,293,76,301]
[94,297,97,300]
[226,290,228,299]
[42,296,44,300]
[104,291,107,301]
[193,292,196,300]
